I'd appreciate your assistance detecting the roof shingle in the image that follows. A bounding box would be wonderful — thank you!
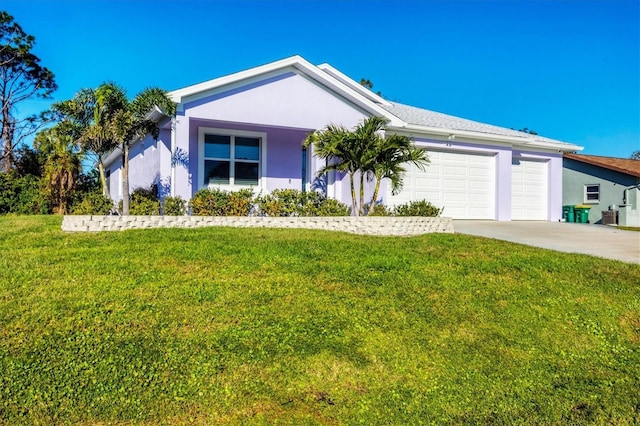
[564,153,640,177]
[381,102,576,147]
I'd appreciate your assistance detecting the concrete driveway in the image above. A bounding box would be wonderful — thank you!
[453,221,640,264]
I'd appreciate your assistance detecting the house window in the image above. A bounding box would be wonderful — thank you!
[199,127,266,189]
[584,184,600,203]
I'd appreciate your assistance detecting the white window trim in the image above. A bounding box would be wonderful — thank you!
[198,127,267,191]
[584,184,600,204]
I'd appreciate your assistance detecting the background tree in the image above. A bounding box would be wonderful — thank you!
[53,84,124,197]
[0,11,56,171]
[34,122,82,214]
[359,78,382,97]
[629,150,640,160]
[517,127,538,135]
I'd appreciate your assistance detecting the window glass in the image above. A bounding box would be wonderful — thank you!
[585,185,599,202]
[235,162,259,185]
[204,160,230,185]
[235,137,260,161]
[204,134,230,158]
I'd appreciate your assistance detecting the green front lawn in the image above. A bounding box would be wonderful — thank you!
[1,216,638,424]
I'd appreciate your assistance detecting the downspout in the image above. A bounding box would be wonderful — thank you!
[623,184,640,206]
[170,116,176,197]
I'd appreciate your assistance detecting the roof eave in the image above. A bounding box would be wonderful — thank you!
[564,154,640,177]
[390,123,583,152]
[316,63,392,107]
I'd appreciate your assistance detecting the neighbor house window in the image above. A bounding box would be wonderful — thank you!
[199,128,266,188]
[584,184,600,203]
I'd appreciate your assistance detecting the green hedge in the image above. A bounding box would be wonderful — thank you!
[255,189,350,217]
[189,188,254,216]
[0,172,49,215]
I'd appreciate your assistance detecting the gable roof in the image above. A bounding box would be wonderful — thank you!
[564,153,640,177]
[169,55,404,127]
[170,55,582,152]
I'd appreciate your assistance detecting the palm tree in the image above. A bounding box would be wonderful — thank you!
[34,123,83,214]
[52,84,124,197]
[367,134,429,215]
[304,116,430,216]
[352,116,388,215]
[304,124,362,216]
[106,86,176,215]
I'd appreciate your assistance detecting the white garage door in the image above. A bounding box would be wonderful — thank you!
[511,158,548,220]
[386,150,496,219]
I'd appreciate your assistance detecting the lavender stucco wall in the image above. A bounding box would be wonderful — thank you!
[186,118,312,196]
[180,71,368,130]
[128,134,161,193]
[107,156,121,201]
[175,69,368,201]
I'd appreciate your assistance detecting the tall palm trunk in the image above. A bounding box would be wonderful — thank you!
[122,145,130,215]
[97,160,109,197]
[349,171,358,217]
[368,173,383,215]
[359,171,366,216]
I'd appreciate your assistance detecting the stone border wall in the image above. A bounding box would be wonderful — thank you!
[62,215,454,236]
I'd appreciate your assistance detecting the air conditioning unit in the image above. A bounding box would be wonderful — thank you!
[602,210,617,225]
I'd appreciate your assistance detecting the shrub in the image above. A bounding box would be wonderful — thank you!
[117,187,160,215]
[256,189,350,217]
[0,172,49,215]
[162,196,186,216]
[130,187,160,215]
[366,203,392,216]
[393,200,442,217]
[190,188,254,216]
[72,191,113,215]
[315,197,351,216]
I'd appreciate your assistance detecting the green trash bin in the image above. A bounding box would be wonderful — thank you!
[562,205,575,223]
[574,205,591,223]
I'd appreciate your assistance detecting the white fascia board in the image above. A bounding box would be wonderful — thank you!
[317,63,392,107]
[170,55,308,103]
[391,123,583,152]
[169,55,404,127]
[514,139,583,152]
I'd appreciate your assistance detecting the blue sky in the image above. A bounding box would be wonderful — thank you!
[4,0,639,158]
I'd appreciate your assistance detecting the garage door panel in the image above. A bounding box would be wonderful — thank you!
[470,206,493,217]
[511,158,548,220]
[444,193,468,203]
[444,180,468,190]
[386,150,496,219]
[469,193,490,203]
[469,180,490,191]
[443,166,468,176]
[469,168,492,178]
